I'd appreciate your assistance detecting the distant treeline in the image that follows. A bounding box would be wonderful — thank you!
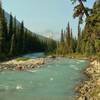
[0,1,57,60]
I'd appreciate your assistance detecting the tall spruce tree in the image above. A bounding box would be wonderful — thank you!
[1,10,8,53]
[57,22,75,55]
[9,13,13,40]
[70,0,90,23]
[19,21,24,53]
[0,1,8,54]
[60,29,64,43]
[0,1,3,54]
[70,28,74,53]
[66,22,71,53]
[77,21,81,52]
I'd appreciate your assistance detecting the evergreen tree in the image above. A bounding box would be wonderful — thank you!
[60,29,64,43]
[23,29,28,53]
[19,21,24,53]
[0,0,57,60]
[0,1,7,54]
[0,1,3,53]
[66,22,71,53]
[77,21,81,52]
[13,16,17,36]
[70,29,74,53]
[1,10,8,53]
[57,22,75,55]
[70,0,91,23]
[9,13,13,40]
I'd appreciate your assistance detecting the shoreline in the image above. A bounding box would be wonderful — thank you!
[76,57,100,100]
[1,55,100,100]
[0,55,88,71]
[0,55,56,71]
[0,57,46,71]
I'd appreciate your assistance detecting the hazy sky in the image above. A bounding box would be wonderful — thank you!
[2,0,95,39]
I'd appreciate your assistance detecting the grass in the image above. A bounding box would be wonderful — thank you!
[16,57,30,61]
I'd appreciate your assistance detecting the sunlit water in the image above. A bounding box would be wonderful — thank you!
[0,57,89,100]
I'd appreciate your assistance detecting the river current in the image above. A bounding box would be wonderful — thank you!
[0,54,88,100]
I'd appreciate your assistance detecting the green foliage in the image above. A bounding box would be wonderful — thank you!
[0,2,7,54]
[8,13,13,40]
[16,57,30,61]
[60,29,64,43]
[56,0,100,56]
[71,0,90,24]
[56,22,77,55]
[95,39,100,53]
[70,0,87,4]
[76,22,81,52]
[0,53,6,60]
[96,52,100,58]
[0,1,57,60]
[78,1,100,56]
[52,0,100,57]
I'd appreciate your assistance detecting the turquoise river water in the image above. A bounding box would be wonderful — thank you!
[0,55,89,100]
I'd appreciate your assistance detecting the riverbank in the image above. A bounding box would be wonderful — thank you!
[0,54,96,99]
[0,54,90,71]
[0,57,45,71]
[1,54,100,100]
[0,54,57,71]
[0,56,87,100]
[76,57,100,100]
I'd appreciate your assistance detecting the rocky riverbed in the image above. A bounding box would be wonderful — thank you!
[0,55,57,71]
[0,58,45,71]
[76,57,100,100]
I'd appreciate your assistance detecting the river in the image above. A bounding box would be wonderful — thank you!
[0,54,89,100]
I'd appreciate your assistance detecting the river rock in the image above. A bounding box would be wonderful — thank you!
[0,58,45,71]
[76,58,100,100]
